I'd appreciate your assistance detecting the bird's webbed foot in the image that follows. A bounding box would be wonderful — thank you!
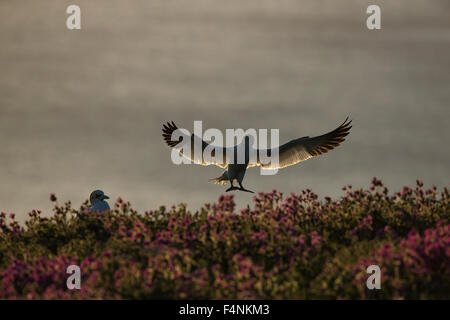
[226,186,239,192]
[238,184,254,193]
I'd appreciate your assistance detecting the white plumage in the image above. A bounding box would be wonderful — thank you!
[162,118,352,193]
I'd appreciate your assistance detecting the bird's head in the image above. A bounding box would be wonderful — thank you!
[89,190,110,204]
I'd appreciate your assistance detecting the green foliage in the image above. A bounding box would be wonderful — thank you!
[0,179,449,299]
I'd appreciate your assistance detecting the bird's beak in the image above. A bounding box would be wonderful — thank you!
[103,195,110,200]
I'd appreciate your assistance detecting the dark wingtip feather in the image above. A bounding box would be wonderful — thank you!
[162,121,182,147]
[308,117,352,156]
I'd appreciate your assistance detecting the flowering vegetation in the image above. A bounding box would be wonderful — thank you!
[0,178,449,299]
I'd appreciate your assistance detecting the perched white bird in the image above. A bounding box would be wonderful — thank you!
[89,190,110,213]
[162,118,352,193]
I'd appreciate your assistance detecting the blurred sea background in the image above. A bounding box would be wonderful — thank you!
[1,0,449,223]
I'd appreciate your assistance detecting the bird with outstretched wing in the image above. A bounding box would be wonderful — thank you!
[162,118,352,193]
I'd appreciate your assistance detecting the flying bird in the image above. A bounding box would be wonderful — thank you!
[89,190,110,213]
[162,118,352,193]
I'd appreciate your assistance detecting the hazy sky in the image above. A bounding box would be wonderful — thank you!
[1,0,449,222]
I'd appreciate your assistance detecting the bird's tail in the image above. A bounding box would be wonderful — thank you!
[210,171,229,185]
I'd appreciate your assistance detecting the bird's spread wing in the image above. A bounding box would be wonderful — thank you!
[252,118,352,169]
[162,121,228,168]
